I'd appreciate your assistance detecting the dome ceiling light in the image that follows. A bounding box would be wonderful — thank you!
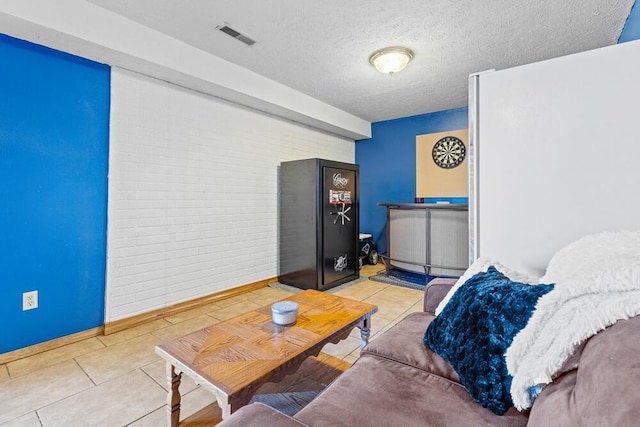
[369,46,414,75]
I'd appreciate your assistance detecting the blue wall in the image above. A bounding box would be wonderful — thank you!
[619,0,640,43]
[355,108,468,253]
[0,35,110,354]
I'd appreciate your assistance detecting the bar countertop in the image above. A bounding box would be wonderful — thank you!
[378,202,468,210]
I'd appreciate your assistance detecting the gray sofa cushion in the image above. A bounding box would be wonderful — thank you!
[294,312,528,427]
[295,354,528,427]
[423,278,456,315]
[362,312,460,384]
[527,315,640,427]
[218,402,309,427]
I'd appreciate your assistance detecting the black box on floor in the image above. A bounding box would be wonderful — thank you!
[359,233,378,268]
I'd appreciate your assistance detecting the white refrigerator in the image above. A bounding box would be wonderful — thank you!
[468,39,640,276]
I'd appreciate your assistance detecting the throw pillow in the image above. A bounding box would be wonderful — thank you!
[424,266,554,415]
[435,257,540,315]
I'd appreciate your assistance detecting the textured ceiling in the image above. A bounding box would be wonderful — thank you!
[87,0,633,123]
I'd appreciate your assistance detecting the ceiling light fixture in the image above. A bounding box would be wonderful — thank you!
[369,46,414,75]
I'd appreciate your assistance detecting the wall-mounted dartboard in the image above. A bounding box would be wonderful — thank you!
[432,136,466,169]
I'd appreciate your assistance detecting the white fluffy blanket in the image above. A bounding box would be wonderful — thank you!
[506,231,640,410]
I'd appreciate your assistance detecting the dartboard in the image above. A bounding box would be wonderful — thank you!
[432,136,466,169]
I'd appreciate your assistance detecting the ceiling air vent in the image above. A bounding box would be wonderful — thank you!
[216,24,256,46]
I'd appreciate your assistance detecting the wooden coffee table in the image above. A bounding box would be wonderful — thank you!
[155,289,377,426]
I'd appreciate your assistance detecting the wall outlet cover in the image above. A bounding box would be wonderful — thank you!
[23,290,38,310]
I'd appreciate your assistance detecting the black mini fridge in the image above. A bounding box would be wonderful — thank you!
[279,158,359,291]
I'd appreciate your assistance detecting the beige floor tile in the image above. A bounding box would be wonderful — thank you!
[152,314,220,342]
[344,283,419,342]
[321,336,361,360]
[98,318,172,347]
[369,314,397,335]
[75,334,160,385]
[342,354,358,365]
[351,311,410,343]
[180,387,218,419]
[407,300,425,314]
[395,291,425,304]
[211,294,254,308]
[348,346,362,359]
[370,315,407,341]
[129,386,217,427]
[245,287,295,305]
[369,285,423,305]
[0,364,8,382]
[267,283,304,294]
[348,326,364,340]
[207,300,264,321]
[347,311,398,340]
[141,359,199,395]
[7,338,105,378]
[354,279,388,291]
[0,360,93,425]
[37,368,166,427]
[245,294,280,307]
[247,293,293,306]
[0,411,41,427]
[363,298,413,320]
[163,303,221,325]
[332,285,381,301]
[360,263,385,277]
[365,286,421,305]
[329,278,388,297]
[249,286,292,298]
[126,406,166,427]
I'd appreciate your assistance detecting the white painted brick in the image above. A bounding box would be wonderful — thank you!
[105,68,355,321]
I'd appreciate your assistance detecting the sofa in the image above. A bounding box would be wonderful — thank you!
[219,232,640,426]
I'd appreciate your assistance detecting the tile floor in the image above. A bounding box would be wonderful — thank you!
[0,265,425,426]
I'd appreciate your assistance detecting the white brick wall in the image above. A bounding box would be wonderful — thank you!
[106,68,355,322]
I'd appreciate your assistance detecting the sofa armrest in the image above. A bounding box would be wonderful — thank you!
[217,403,310,427]
[423,277,457,315]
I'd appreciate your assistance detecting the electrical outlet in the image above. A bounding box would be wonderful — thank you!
[23,290,38,311]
